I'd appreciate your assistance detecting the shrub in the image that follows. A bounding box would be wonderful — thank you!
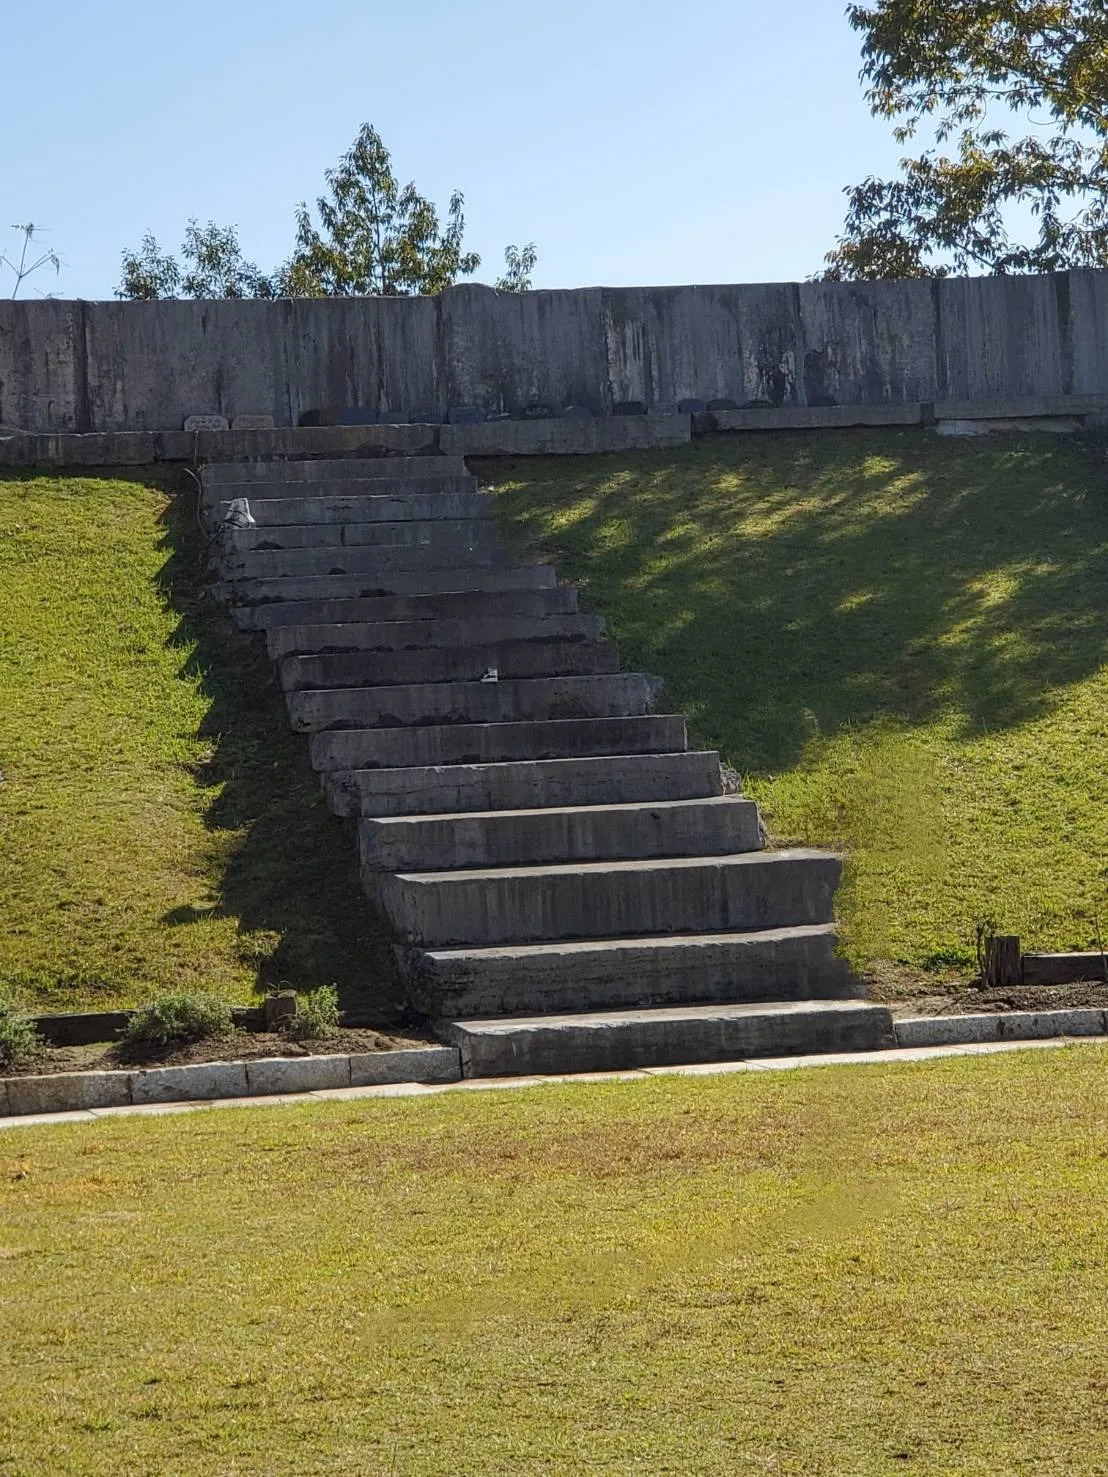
[124,992,235,1050]
[0,999,44,1072]
[282,985,340,1042]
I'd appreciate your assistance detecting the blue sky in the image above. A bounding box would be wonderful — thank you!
[5,0,906,300]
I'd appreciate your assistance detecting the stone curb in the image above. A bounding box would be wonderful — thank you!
[0,1047,460,1118]
[893,1007,1108,1049]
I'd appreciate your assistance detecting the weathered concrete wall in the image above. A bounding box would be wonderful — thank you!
[2,271,1107,433]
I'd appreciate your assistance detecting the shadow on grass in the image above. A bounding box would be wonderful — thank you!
[483,430,1108,773]
[154,475,406,1024]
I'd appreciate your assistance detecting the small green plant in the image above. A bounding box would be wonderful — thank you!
[0,999,44,1072]
[124,993,235,1050]
[282,985,340,1042]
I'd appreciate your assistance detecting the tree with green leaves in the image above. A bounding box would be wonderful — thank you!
[118,220,273,300]
[282,123,481,296]
[824,1,1108,278]
[495,242,538,292]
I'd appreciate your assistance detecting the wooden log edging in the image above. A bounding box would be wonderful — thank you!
[0,1047,461,1118]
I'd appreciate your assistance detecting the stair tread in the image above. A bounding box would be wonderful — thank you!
[368,795,748,827]
[420,921,836,961]
[395,845,828,883]
[447,998,882,1030]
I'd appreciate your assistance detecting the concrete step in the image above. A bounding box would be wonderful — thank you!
[216,530,508,580]
[309,714,689,774]
[405,923,856,1018]
[286,672,663,733]
[215,488,488,526]
[222,516,496,554]
[280,638,620,693]
[360,795,759,871]
[376,847,840,947]
[202,456,468,486]
[235,585,581,632]
[438,1000,895,1077]
[215,565,558,607]
[332,751,722,818]
[267,612,605,661]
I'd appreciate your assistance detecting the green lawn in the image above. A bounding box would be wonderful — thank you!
[0,472,398,1015]
[483,430,1108,989]
[2,1048,1107,1473]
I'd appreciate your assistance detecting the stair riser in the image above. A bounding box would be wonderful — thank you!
[405,928,856,1017]
[280,640,620,693]
[361,796,758,871]
[267,613,605,660]
[441,1004,894,1077]
[216,565,558,606]
[335,751,721,819]
[202,456,468,486]
[376,852,841,947]
[217,533,507,580]
[212,487,483,527]
[287,673,662,734]
[222,516,495,553]
[236,586,581,632]
[309,715,688,773]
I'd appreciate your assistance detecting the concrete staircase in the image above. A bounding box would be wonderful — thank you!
[205,455,893,1076]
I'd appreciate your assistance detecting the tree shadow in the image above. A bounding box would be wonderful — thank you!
[154,477,406,1025]
[485,429,1108,774]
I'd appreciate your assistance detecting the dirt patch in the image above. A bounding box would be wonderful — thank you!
[9,1027,436,1077]
[887,982,1108,1019]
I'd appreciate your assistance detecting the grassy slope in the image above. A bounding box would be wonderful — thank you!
[0,472,398,1014]
[2,1049,1108,1473]
[482,431,1108,988]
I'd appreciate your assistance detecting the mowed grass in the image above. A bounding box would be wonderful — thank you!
[0,472,398,1014]
[482,431,1108,986]
[1,1049,1107,1473]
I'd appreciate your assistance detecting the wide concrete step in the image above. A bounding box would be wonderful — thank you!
[235,585,581,632]
[217,487,487,526]
[439,999,895,1077]
[215,565,558,607]
[377,847,840,947]
[202,456,468,486]
[405,923,856,1018]
[333,750,722,818]
[309,714,688,774]
[360,795,759,871]
[222,516,496,554]
[280,638,620,693]
[287,672,663,733]
[268,612,605,660]
[217,532,508,580]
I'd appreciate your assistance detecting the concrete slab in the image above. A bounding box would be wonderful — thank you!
[130,1062,250,1104]
[245,1056,352,1096]
[379,847,841,948]
[267,612,605,661]
[280,637,620,694]
[223,516,498,554]
[348,1046,461,1085]
[712,403,923,432]
[3,1070,132,1116]
[240,585,581,633]
[222,489,489,527]
[215,564,559,607]
[895,1008,1107,1048]
[334,750,720,819]
[310,714,687,776]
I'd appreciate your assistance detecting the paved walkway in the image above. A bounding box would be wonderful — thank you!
[2,1034,1103,1131]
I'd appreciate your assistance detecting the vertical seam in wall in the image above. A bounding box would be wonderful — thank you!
[1055,272,1074,396]
[932,278,946,401]
[75,300,92,433]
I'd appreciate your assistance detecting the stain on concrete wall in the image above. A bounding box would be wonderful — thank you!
[1,271,1106,433]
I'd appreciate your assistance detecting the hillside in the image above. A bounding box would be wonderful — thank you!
[0,471,397,1014]
[482,429,1108,997]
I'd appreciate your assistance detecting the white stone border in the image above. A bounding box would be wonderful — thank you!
[893,1007,1107,1048]
[0,1046,460,1118]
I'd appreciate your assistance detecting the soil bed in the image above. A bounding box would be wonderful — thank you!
[888,980,1108,1019]
[8,1027,435,1077]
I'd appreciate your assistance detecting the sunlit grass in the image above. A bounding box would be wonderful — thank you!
[483,430,1108,987]
[1,1048,1107,1473]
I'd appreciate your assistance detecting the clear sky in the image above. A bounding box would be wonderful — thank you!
[4,0,907,301]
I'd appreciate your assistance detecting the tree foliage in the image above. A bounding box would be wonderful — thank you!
[283,123,481,296]
[824,1,1108,278]
[118,220,273,300]
[495,242,538,292]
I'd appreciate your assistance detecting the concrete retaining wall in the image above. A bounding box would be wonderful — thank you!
[3,272,1108,434]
